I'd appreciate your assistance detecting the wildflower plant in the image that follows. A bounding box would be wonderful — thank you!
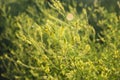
[0,0,120,80]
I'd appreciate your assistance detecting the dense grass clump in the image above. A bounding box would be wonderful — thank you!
[0,0,120,80]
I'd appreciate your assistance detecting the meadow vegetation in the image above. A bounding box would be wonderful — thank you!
[0,0,120,80]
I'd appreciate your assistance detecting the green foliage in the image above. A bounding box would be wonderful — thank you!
[0,0,120,80]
